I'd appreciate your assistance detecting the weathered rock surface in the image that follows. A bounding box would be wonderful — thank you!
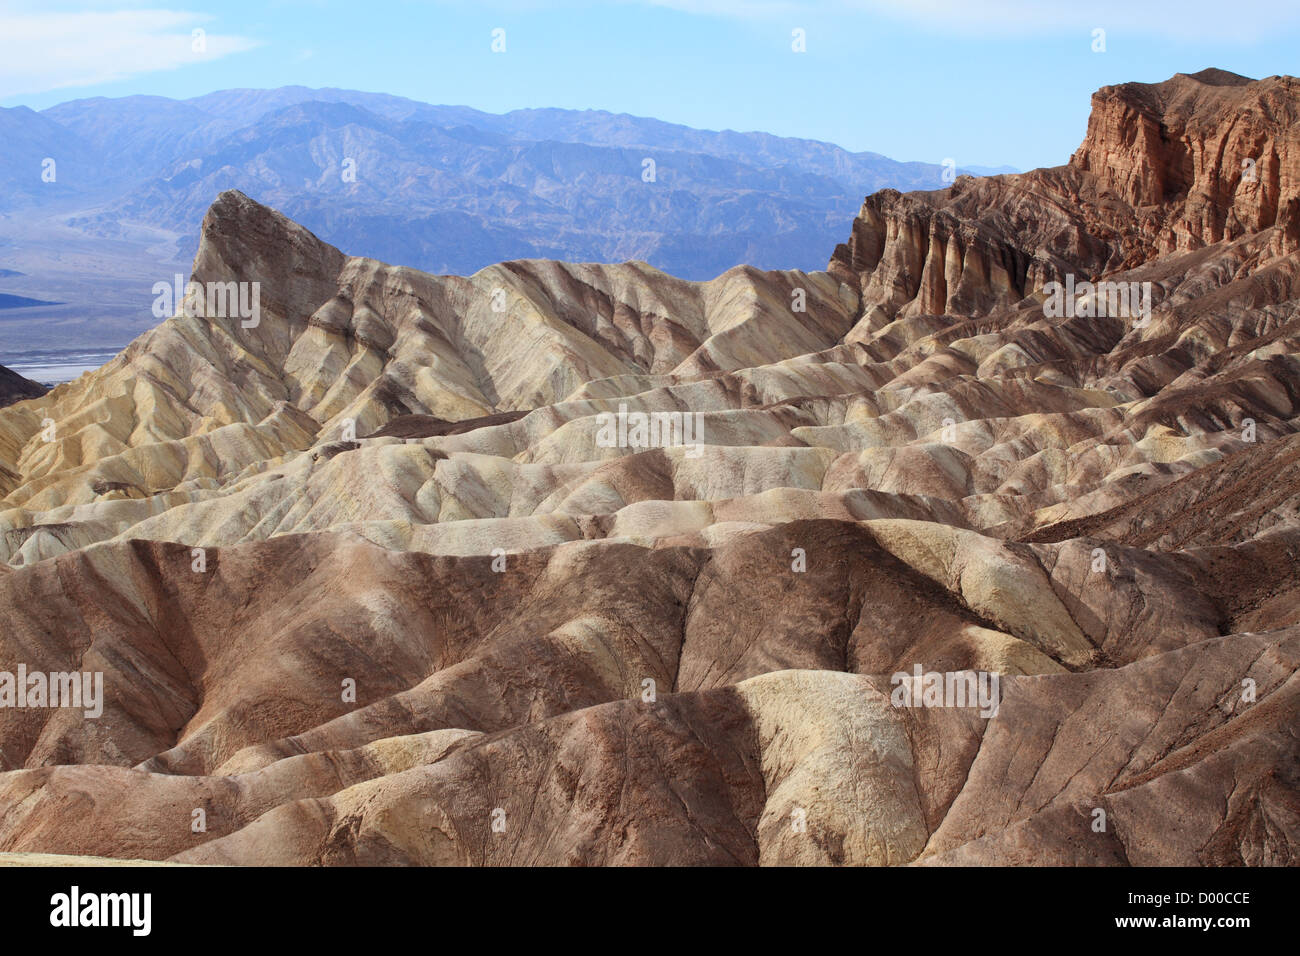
[0,70,1297,866]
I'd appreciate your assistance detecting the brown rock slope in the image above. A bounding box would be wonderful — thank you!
[0,70,1297,865]
[0,365,45,410]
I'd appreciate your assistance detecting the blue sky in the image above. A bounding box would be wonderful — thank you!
[1,0,1297,170]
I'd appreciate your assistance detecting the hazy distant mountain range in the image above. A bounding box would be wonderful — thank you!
[0,86,1014,357]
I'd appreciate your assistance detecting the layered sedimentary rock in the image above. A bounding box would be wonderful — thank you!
[0,70,1297,866]
[1072,69,1300,252]
[831,70,1300,325]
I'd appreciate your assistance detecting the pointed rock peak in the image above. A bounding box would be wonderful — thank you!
[196,190,345,281]
[191,190,348,332]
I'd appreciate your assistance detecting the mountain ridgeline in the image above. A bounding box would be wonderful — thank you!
[0,87,1010,354]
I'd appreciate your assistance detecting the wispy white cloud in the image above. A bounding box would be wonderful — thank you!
[0,7,260,98]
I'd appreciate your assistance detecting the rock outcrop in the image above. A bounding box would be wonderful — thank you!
[830,69,1300,329]
[1072,69,1300,254]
